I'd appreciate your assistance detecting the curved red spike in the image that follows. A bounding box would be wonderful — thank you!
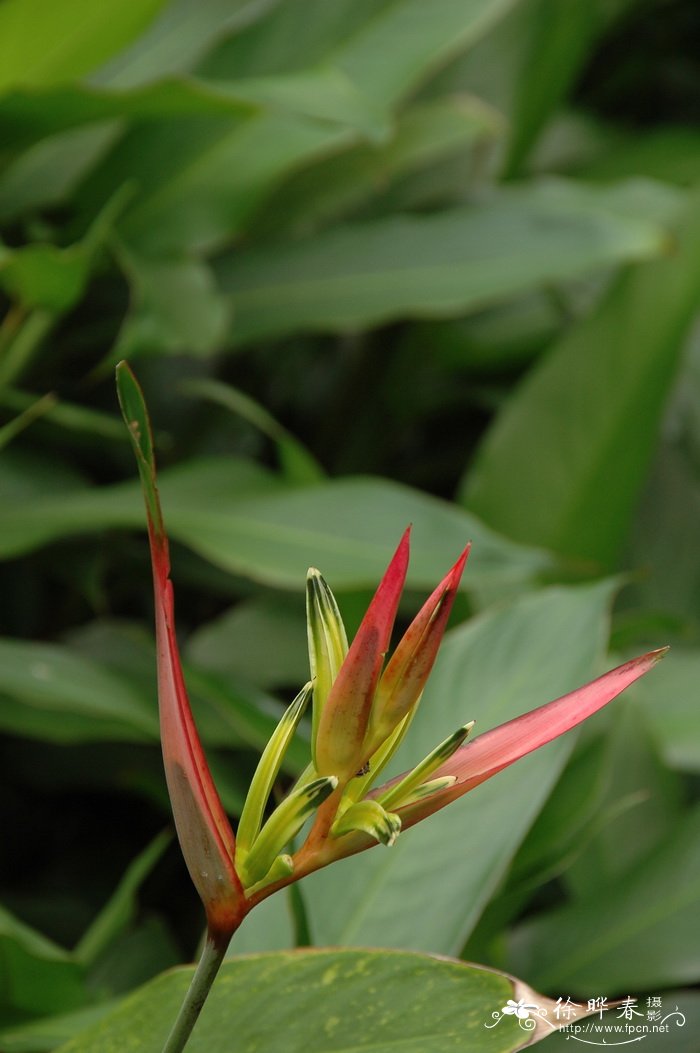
[314,528,411,780]
[378,649,668,830]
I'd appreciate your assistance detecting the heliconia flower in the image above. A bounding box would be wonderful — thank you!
[117,361,667,1053]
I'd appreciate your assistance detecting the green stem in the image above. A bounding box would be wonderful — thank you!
[162,928,233,1053]
[0,308,54,389]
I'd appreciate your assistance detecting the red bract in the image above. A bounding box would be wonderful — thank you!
[117,363,244,938]
[314,528,410,780]
[373,648,668,832]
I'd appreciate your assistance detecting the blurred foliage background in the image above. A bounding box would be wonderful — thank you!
[1,0,700,1049]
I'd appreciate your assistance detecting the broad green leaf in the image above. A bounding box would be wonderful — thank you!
[0,125,119,221]
[302,581,614,954]
[0,446,87,500]
[406,291,562,375]
[0,186,129,313]
[84,916,181,998]
[579,125,700,188]
[503,0,607,176]
[218,180,675,345]
[201,0,519,108]
[56,948,571,1052]
[331,0,519,110]
[0,243,90,312]
[507,804,700,993]
[624,421,700,626]
[0,620,302,768]
[0,1002,117,1053]
[0,637,159,743]
[94,0,285,88]
[62,617,309,767]
[462,187,700,567]
[75,832,171,967]
[225,891,296,956]
[494,733,611,891]
[86,112,351,255]
[0,461,554,592]
[186,596,310,690]
[0,904,85,1019]
[562,703,682,898]
[0,0,165,93]
[631,648,700,773]
[112,252,231,361]
[0,455,278,560]
[73,0,521,255]
[0,70,384,152]
[251,94,505,239]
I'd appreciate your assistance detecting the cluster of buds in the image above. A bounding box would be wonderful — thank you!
[117,362,666,948]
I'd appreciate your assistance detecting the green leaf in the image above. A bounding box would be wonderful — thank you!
[0,0,165,93]
[74,833,171,967]
[302,581,615,954]
[181,377,324,483]
[202,0,519,109]
[69,0,522,255]
[578,125,700,188]
[0,243,90,312]
[0,1002,118,1053]
[0,621,296,765]
[632,647,700,773]
[0,125,119,222]
[0,69,385,152]
[0,637,159,743]
[0,462,554,592]
[94,0,284,89]
[55,948,572,1052]
[218,180,675,345]
[91,111,350,255]
[562,702,682,898]
[185,596,310,691]
[507,804,700,993]
[0,185,130,312]
[112,253,231,362]
[224,891,296,957]
[251,94,505,238]
[503,0,608,176]
[461,187,700,567]
[0,904,86,1019]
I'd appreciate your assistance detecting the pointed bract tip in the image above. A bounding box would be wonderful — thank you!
[448,542,471,583]
[307,567,322,580]
[648,645,670,663]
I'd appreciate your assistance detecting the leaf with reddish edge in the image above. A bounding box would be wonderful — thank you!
[366,543,471,753]
[314,527,410,780]
[116,362,244,936]
[386,648,668,831]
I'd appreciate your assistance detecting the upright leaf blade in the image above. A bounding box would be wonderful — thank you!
[461,188,700,566]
